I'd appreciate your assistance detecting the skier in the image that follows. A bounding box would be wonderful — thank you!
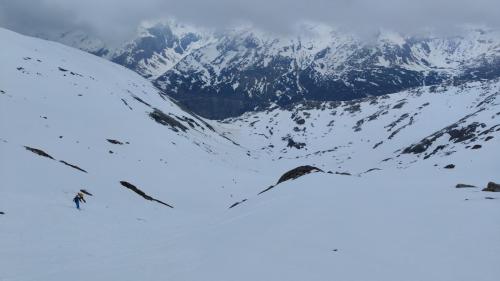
[73,192,86,209]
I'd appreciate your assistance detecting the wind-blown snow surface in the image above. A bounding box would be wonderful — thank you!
[1,28,500,281]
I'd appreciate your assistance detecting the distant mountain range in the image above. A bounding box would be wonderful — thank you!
[42,21,500,119]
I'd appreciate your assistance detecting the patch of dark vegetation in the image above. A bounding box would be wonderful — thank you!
[444,164,455,169]
[24,146,54,159]
[132,96,152,107]
[106,139,124,145]
[59,160,88,173]
[229,199,248,209]
[119,181,174,208]
[80,189,93,196]
[456,183,476,188]
[149,109,188,132]
[483,182,500,192]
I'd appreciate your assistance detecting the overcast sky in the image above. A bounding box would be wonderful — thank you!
[1,0,499,44]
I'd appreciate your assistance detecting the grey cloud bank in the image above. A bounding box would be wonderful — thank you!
[1,0,499,43]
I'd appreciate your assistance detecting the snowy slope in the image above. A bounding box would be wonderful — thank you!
[1,28,500,281]
[223,79,500,173]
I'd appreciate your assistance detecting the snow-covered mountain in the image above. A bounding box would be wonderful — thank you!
[1,28,500,281]
[155,24,500,118]
[223,79,500,173]
[48,21,500,119]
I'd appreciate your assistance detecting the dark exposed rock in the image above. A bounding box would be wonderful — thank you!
[106,139,124,145]
[257,185,276,195]
[277,165,323,184]
[402,114,485,156]
[373,141,383,149]
[423,145,447,159]
[121,98,133,110]
[335,171,352,176]
[444,164,455,169]
[132,96,151,107]
[455,183,476,188]
[471,144,482,149]
[228,199,248,209]
[257,166,323,195]
[392,100,406,109]
[448,123,484,143]
[24,146,54,159]
[59,160,88,173]
[482,182,500,192]
[149,109,188,132]
[119,181,174,208]
[80,189,93,196]
[0,211,4,215]
[283,136,306,149]
[485,197,496,200]
[364,168,381,173]
[58,67,68,72]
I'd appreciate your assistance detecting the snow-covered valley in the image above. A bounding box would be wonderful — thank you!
[1,28,500,281]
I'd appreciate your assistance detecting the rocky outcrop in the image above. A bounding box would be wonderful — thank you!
[277,166,323,184]
[455,183,476,188]
[119,181,174,208]
[483,182,500,192]
[24,146,54,159]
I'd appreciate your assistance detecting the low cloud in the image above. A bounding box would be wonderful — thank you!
[1,0,499,44]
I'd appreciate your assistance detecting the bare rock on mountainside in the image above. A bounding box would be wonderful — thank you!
[24,146,54,159]
[257,165,324,195]
[119,181,174,208]
[80,189,93,196]
[444,164,455,169]
[455,183,477,188]
[277,166,323,184]
[482,182,500,192]
[106,139,124,145]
